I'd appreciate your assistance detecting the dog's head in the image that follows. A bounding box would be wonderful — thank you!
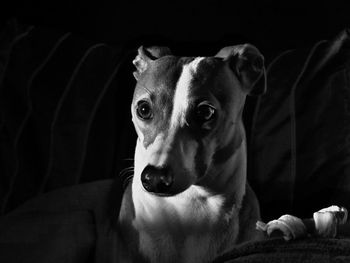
[131,45,265,197]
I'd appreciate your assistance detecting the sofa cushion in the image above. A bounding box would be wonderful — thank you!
[249,29,350,220]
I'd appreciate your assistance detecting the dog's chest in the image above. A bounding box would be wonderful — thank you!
[138,231,216,263]
[131,186,239,263]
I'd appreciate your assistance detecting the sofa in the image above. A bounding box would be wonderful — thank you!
[0,19,350,262]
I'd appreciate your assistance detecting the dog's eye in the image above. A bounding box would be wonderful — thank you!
[136,100,153,120]
[196,103,216,123]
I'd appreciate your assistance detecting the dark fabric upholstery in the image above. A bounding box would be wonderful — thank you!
[213,237,350,263]
[0,179,125,263]
[248,29,350,220]
[0,19,137,214]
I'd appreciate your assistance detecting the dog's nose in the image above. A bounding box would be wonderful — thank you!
[141,165,174,195]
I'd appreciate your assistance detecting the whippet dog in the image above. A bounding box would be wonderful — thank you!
[117,45,348,263]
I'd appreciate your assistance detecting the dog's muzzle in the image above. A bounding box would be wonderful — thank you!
[141,165,174,195]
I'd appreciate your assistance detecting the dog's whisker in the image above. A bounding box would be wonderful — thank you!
[119,171,134,178]
[119,166,134,189]
[119,166,134,178]
[122,167,135,173]
[122,174,134,189]
[124,175,134,182]
[121,166,134,171]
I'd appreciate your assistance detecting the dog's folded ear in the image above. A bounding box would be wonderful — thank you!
[216,44,266,96]
[133,46,172,80]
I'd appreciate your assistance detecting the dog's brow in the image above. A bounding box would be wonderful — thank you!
[136,84,153,98]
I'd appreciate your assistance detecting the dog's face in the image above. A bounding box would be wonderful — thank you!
[131,45,265,197]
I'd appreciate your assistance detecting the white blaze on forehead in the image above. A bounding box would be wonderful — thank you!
[170,57,205,127]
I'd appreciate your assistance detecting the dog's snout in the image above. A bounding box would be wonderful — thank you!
[141,165,174,195]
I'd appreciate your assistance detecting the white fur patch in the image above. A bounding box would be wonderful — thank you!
[132,185,224,263]
[170,185,224,222]
[170,57,205,127]
[132,185,224,227]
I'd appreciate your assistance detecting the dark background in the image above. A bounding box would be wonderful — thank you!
[1,1,350,56]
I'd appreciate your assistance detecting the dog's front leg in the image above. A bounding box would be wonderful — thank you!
[256,205,348,240]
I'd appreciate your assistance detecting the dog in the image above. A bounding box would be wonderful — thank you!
[117,44,348,263]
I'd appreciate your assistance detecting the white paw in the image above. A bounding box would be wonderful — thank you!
[256,214,307,241]
[313,205,348,237]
